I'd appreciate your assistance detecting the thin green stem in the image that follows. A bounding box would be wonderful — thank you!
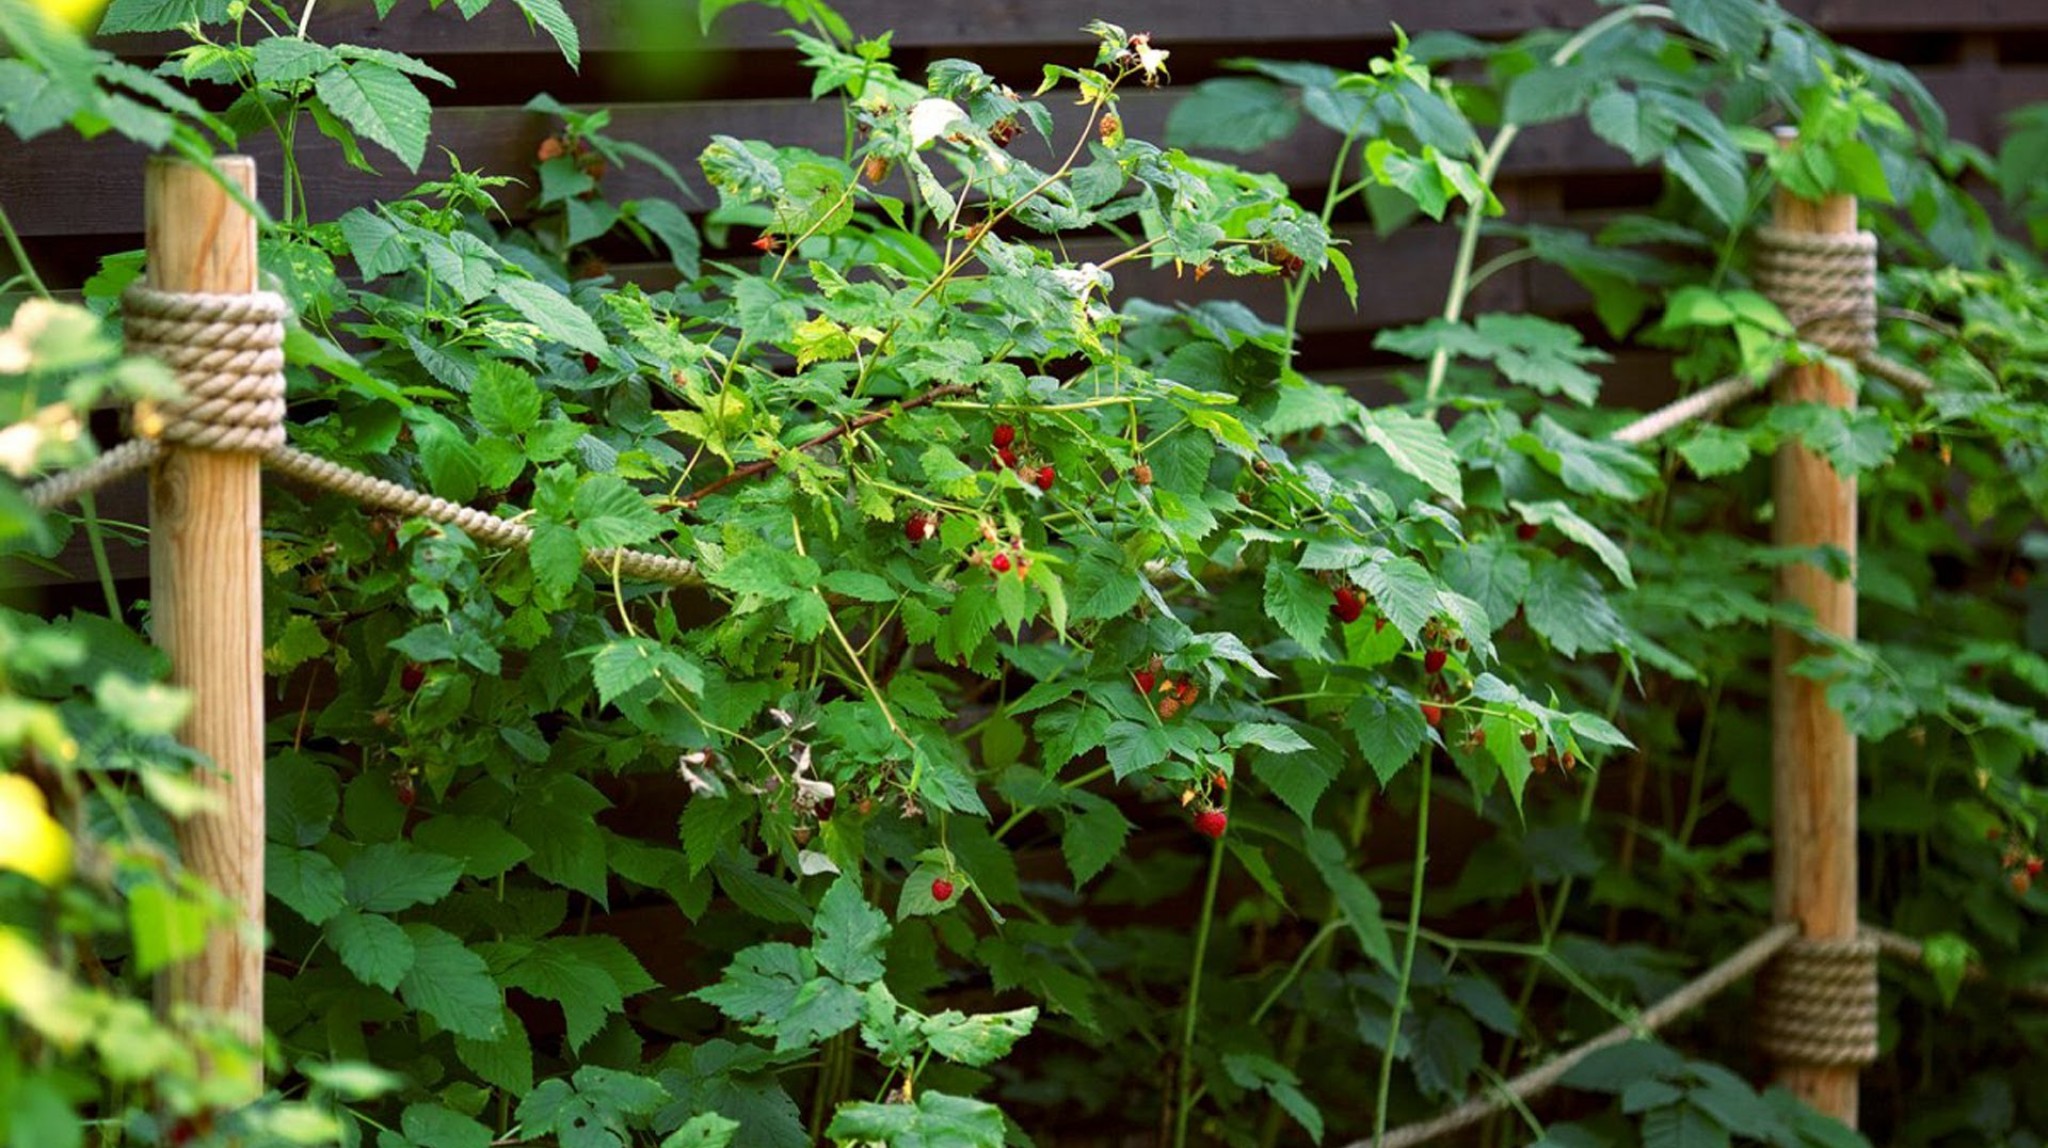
[1172,833,1227,1148]
[1420,2,1672,413]
[0,202,51,300]
[1465,248,1537,295]
[78,494,122,620]
[1371,760,1432,1147]
[1419,125,1514,411]
[1676,677,1725,847]
[992,763,1113,842]
[1250,920,1342,1024]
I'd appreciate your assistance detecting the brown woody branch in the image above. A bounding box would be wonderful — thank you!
[679,382,975,505]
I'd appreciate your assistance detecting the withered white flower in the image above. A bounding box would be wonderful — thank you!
[909,98,970,148]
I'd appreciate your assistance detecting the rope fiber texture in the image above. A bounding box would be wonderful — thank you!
[1752,226,1878,357]
[18,287,700,587]
[1345,925,1801,1148]
[122,284,289,452]
[1755,935,1881,1068]
[1350,924,2048,1148]
[1608,226,1935,445]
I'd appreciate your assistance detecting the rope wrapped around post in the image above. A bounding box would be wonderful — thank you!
[1754,934,1882,1068]
[1752,226,1878,358]
[123,284,289,452]
[1608,225,1935,447]
[21,286,702,587]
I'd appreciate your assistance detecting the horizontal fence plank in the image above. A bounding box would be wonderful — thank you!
[96,0,2048,61]
[9,64,2041,240]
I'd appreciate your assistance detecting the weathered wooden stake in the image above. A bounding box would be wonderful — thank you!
[1769,144,1860,1125]
[147,156,267,1089]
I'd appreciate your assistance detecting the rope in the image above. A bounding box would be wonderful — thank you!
[265,445,700,585]
[1351,924,2048,1148]
[1855,351,1937,398]
[11,286,702,587]
[1869,926,2048,1007]
[1755,935,1880,1068]
[122,285,288,452]
[1608,227,1939,445]
[1347,925,1800,1148]
[21,438,161,510]
[1753,226,1877,358]
[1609,376,1761,446]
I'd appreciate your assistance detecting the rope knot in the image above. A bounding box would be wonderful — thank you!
[1756,932,1880,1068]
[1752,226,1878,358]
[122,284,288,452]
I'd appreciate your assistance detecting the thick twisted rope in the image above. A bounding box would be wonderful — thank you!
[1755,935,1881,1068]
[1610,228,1936,445]
[17,288,700,587]
[1346,925,1801,1148]
[266,445,700,585]
[22,438,163,510]
[1752,226,1878,357]
[122,285,289,452]
[1350,924,2048,1148]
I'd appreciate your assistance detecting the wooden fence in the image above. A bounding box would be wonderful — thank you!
[1,0,2045,592]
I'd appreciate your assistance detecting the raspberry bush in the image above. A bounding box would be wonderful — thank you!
[2,0,2047,1145]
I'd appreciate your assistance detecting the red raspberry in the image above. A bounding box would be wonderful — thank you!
[1516,522,1539,542]
[992,424,1017,449]
[996,446,1019,469]
[2030,858,2044,877]
[991,553,1012,574]
[1192,809,1228,840]
[932,877,955,902]
[904,513,937,544]
[400,663,425,693]
[1421,703,1442,728]
[1424,648,1448,676]
[1134,670,1157,695]
[1035,465,1056,491]
[1331,585,1364,624]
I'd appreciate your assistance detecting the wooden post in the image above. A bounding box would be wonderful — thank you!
[1769,136,1860,1125]
[146,156,267,1090]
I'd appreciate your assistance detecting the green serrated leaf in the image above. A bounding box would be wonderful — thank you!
[1361,408,1462,505]
[315,60,431,172]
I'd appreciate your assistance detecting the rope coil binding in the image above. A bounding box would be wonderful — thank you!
[19,284,703,586]
[1755,933,1881,1068]
[1753,226,1879,358]
[122,284,289,452]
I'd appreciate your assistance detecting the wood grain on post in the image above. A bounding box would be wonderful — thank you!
[1769,140,1860,1125]
[145,156,267,1089]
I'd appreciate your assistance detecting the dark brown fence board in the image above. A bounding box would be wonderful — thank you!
[12,63,2044,241]
[96,0,2048,61]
